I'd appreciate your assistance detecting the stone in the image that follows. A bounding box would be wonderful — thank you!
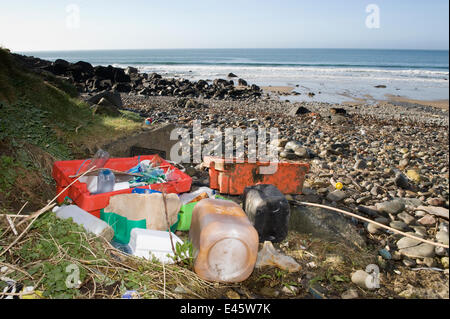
[227,73,238,78]
[436,230,449,245]
[237,78,248,86]
[375,217,390,225]
[397,212,416,225]
[87,91,123,107]
[225,289,241,299]
[281,285,298,296]
[402,258,416,267]
[416,206,449,219]
[289,106,311,116]
[91,98,121,117]
[258,287,279,298]
[418,215,436,226]
[327,190,347,202]
[435,246,447,257]
[330,108,347,115]
[290,206,366,249]
[367,223,381,234]
[294,147,308,158]
[441,257,449,269]
[427,198,446,207]
[423,257,437,268]
[379,249,392,260]
[285,140,303,152]
[125,66,138,75]
[406,169,421,183]
[270,138,288,148]
[389,221,408,231]
[412,226,427,237]
[399,159,409,169]
[399,243,435,258]
[397,237,422,249]
[395,172,410,189]
[375,200,405,215]
[341,289,359,299]
[330,115,347,125]
[357,205,380,217]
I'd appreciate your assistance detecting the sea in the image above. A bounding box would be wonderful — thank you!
[21,48,449,104]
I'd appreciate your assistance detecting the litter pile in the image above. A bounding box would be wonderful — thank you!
[1,150,311,299]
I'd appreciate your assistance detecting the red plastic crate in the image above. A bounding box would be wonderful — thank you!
[52,155,192,216]
[204,156,309,195]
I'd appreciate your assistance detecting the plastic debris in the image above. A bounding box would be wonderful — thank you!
[243,184,290,243]
[255,241,301,272]
[122,290,140,299]
[128,160,171,187]
[20,286,44,299]
[189,199,259,283]
[102,193,181,244]
[129,228,184,264]
[54,205,114,241]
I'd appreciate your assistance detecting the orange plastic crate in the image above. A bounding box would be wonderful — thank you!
[204,156,309,195]
[52,155,192,217]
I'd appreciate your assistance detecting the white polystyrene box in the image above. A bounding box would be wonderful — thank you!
[129,228,184,264]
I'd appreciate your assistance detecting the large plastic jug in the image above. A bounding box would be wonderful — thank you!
[189,198,259,283]
[243,184,290,243]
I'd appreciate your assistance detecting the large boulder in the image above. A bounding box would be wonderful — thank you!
[94,65,116,81]
[87,91,123,107]
[91,97,121,117]
[52,59,70,75]
[73,61,94,75]
[238,78,248,86]
[289,106,311,116]
[113,68,131,83]
[125,66,138,75]
[112,82,132,93]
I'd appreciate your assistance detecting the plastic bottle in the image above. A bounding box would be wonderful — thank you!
[189,198,259,283]
[54,205,114,241]
[96,169,115,194]
[243,184,290,243]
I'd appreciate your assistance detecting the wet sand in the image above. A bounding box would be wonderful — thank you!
[385,94,449,110]
[261,86,295,94]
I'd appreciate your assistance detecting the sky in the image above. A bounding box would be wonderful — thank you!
[0,0,448,52]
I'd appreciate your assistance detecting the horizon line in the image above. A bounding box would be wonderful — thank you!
[14,47,450,54]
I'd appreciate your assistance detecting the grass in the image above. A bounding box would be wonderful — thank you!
[0,210,217,299]
[0,47,144,209]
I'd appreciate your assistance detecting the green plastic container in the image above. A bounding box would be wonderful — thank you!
[177,202,196,231]
[176,195,230,231]
[101,209,179,244]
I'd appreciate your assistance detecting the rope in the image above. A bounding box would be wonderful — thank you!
[292,201,449,249]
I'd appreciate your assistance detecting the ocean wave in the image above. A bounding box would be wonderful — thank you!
[111,63,449,82]
[112,60,448,70]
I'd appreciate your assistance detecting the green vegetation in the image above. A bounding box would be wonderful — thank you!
[0,156,22,195]
[0,47,143,209]
[168,240,195,269]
